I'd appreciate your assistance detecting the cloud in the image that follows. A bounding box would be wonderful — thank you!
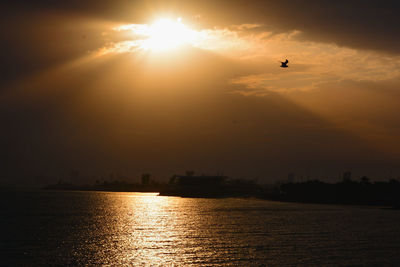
[102,19,400,96]
[227,29,400,94]
[2,0,399,87]
[0,10,112,87]
[3,0,400,54]
[190,0,400,55]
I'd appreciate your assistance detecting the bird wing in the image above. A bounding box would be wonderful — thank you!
[285,59,289,64]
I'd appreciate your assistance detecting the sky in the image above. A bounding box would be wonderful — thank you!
[1,0,400,185]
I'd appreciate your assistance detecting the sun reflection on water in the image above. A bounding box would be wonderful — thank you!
[122,193,180,265]
[5,191,400,265]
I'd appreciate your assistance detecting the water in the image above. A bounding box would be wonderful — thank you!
[1,190,400,266]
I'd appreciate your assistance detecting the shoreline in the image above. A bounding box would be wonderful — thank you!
[40,187,400,209]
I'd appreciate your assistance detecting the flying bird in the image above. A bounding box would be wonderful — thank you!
[280,59,289,68]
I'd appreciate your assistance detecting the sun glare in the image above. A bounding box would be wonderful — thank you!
[109,17,222,54]
[143,18,197,51]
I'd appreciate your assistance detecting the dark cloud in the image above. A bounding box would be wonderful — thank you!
[259,0,400,54]
[0,10,112,87]
[2,0,399,54]
[186,0,400,54]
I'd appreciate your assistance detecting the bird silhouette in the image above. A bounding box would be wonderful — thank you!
[280,59,289,68]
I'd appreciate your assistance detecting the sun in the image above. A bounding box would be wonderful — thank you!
[143,18,197,51]
[109,17,204,54]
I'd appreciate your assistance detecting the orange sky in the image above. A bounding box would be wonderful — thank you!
[1,1,400,185]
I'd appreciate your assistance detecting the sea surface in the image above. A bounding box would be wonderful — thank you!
[1,190,400,266]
